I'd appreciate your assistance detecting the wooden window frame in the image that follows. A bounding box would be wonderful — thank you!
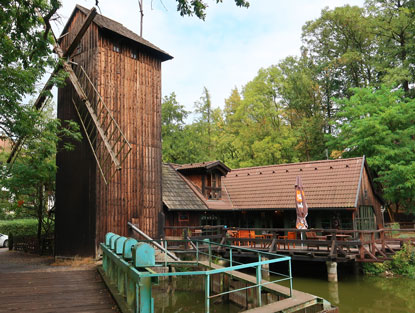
[203,171,222,200]
[178,212,189,222]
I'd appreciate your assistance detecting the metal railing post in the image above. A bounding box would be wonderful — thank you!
[196,241,199,263]
[230,248,232,267]
[208,241,212,267]
[205,274,210,313]
[289,258,293,297]
[257,254,262,307]
[164,240,168,267]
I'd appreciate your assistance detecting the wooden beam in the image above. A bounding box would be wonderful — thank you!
[63,7,97,58]
[7,69,58,163]
[7,7,96,164]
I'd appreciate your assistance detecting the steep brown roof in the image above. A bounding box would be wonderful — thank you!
[64,5,172,61]
[223,157,365,210]
[162,164,207,211]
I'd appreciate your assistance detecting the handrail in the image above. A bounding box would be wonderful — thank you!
[100,233,293,313]
[128,222,179,261]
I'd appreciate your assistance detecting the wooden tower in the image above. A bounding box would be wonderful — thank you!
[55,5,172,256]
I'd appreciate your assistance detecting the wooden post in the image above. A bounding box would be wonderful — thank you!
[359,232,365,260]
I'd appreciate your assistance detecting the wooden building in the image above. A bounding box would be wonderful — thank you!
[162,157,384,234]
[56,5,172,256]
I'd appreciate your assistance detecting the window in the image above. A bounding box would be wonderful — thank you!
[131,51,138,60]
[113,43,120,53]
[356,206,376,230]
[203,171,222,200]
[178,213,189,222]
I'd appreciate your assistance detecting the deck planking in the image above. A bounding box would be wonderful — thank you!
[199,260,319,313]
[0,270,118,313]
[0,250,118,313]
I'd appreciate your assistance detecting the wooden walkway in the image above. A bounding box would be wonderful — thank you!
[0,249,118,313]
[199,260,327,313]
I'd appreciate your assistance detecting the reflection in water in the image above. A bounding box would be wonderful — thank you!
[285,274,415,313]
[153,275,241,313]
[153,266,415,313]
[328,282,339,305]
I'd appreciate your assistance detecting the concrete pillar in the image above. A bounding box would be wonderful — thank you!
[261,257,270,280]
[326,261,338,282]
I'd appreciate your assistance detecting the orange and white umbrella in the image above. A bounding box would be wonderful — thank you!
[295,176,308,230]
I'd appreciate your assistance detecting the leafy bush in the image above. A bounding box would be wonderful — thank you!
[387,243,415,278]
[363,243,415,278]
[362,262,385,275]
[0,219,38,237]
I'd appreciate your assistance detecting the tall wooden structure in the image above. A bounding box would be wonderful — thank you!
[55,5,172,256]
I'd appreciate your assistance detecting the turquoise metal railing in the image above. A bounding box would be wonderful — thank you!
[101,233,292,313]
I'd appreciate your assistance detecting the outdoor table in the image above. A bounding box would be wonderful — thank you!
[327,234,352,241]
[261,233,273,248]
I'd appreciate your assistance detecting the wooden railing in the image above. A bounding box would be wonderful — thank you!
[163,226,415,262]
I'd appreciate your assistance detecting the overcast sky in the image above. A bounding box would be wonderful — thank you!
[53,0,364,118]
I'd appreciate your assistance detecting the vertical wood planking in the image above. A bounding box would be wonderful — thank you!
[56,7,165,256]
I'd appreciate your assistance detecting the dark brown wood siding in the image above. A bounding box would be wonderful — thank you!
[56,9,163,256]
[186,174,203,190]
[55,12,99,257]
[356,167,384,228]
[95,31,162,246]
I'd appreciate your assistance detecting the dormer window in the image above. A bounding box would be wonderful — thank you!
[175,160,231,201]
[203,171,222,200]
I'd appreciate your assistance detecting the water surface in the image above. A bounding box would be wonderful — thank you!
[153,266,415,312]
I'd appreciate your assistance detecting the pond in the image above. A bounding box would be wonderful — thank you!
[152,263,415,312]
[289,273,415,313]
[153,275,241,313]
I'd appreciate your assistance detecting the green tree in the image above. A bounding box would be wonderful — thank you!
[275,55,326,160]
[366,0,415,96]
[0,102,80,248]
[194,87,215,159]
[161,93,196,163]
[175,0,249,20]
[302,5,377,133]
[0,0,61,143]
[328,86,415,213]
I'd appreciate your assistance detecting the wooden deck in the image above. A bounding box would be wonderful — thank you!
[199,260,327,313]
[176,226,415,263]
[0,249,118,313]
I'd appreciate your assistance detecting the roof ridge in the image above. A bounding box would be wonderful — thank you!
[230,157,363,172]
[68,5,172,61]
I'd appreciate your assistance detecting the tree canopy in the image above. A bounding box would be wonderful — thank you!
[175,0,249,20]
[162,0,415,216]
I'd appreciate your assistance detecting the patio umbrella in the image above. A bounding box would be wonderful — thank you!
[295,176,308,230]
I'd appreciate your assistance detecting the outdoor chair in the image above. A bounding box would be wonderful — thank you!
[238,230,251,247]
[278,231,296,250]
[249,231,264,248]
[305,231,327,251]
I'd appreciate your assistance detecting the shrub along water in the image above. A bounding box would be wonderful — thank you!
[363,243,415,278]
